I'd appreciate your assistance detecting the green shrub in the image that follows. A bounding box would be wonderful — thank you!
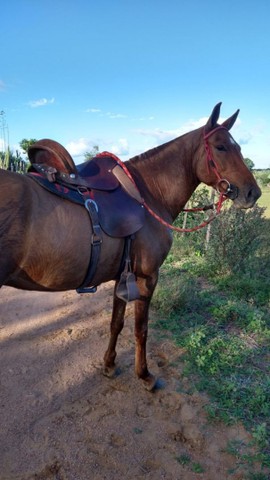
[204,205,268,275]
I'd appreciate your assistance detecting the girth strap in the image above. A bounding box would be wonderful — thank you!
[76,198,102,294]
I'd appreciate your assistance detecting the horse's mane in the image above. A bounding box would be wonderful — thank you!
[127,129,199,168]
[127,138,175,167]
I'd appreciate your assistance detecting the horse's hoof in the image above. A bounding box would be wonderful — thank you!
[142,374,158,392]
[102,365,120,378]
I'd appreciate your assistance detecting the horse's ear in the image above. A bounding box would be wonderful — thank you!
[221,109,240,131]
[204,102,222,133]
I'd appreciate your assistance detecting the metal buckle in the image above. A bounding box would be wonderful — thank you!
[77,186,89,195]
[84,198,99,213]
[216,178,231,195]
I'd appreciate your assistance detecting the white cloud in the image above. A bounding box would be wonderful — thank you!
[28,97,55,108]
[135,127,182,143]
[135,116,155,121]
[65,138,92,157]
[134,115,243,144]
[237,131,252,145]
[65,137,130,160]
[100,111,127,119]
[86,107,156,122]
[110,138,129,156]
[86,107,127,119]
[134,116,208,143]
[106,112,127,119]
[0,80,5,91]
[86,108,101,113]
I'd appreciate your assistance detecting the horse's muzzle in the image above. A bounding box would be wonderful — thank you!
[243,184,262,206]
[216,179,239,200]
[234,183,261,208]
[215,179,261,207]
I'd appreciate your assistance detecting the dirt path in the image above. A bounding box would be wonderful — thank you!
[0,284,253,480]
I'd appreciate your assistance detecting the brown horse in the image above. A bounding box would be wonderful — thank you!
[0,103,261,389]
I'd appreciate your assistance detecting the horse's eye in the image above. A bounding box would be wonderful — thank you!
[216,145,227,152]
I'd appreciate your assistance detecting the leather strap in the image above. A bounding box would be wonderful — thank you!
[112,165,143,204]
[76,198,102,293]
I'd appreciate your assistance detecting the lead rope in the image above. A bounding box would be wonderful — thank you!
[96,131,228,233]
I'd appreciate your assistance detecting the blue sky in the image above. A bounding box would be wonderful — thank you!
[1,0,270,167]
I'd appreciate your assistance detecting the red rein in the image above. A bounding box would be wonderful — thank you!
[98,126,229,233]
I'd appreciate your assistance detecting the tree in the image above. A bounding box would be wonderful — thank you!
[84,145,99,161]
[9,150,28,173]
[19,138,38,155]
[0,148,27,173]
[256,170,270,187]
[244,157,255,171]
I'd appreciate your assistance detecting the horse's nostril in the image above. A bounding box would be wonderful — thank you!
[247,188,253,200]
[247,185,261,203]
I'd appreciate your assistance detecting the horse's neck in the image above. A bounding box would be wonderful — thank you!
[128,136,199,220]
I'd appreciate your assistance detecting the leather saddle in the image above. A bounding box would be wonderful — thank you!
[28,139,145,238]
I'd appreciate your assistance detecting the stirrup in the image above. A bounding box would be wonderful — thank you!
[115,236,140,302]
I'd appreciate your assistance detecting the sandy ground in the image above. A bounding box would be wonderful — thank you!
[0,284,256,480]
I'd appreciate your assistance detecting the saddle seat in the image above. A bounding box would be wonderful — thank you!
[28,139,120,191]
[27,139,145,238]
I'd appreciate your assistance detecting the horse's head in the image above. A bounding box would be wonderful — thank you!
[195,103,261,209]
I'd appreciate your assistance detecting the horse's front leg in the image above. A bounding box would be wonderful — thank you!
[103,281,127,377]
[134,273,158,391]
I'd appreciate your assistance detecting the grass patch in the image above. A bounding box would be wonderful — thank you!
[176,453,205,474]
[258,188,270,218]
[151,198,270,476]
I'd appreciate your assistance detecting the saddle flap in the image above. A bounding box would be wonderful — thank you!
[28,172,145,238]
[28,139,77,175]
[93,187,145,237]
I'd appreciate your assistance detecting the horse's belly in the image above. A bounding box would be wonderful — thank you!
[5,230,124,292]
[0,178,124,292]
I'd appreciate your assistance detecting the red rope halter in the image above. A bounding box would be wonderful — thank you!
[97,126,229,233]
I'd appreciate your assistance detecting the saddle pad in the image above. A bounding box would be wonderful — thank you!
[27,173,145,238]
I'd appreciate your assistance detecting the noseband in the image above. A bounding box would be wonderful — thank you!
[203,126,238,200]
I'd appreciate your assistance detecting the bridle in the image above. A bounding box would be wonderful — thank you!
[203,126,238,201]
[98,126,238,233]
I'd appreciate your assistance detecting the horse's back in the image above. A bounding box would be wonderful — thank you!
[0,171,89,289]
[0,170,124,291]
[0,170,31,235]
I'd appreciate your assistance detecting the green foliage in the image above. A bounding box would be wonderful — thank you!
[152,192,270,475]
[173,186,211,255]
[176,454,205,474]
[20,138,37,154]
[256,170,270,188]
[191,462,205,473]
[258,188,270,218]
[154,270,195,316]
[244,157,255,170]
[176,453,191,466]
[84,145,99,161]
[0,148,28,173]
[203,205,268,276]
[225,439,270,479]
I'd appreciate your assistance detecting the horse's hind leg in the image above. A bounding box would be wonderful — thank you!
[103,282,127,377]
